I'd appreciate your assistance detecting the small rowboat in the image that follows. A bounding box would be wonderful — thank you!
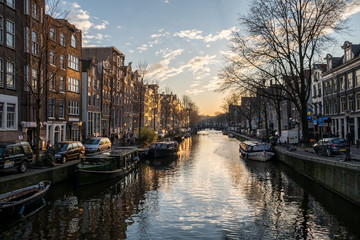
[239,141,275,161]
[0,180,51,219]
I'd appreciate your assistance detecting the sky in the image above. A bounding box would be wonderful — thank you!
[62,0,360,116]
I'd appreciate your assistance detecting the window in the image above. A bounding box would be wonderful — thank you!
[88,92,91,106]
[49,98,55,118]
[49,27,56,41]
[348,73,353,89]
[356,70,360,87]
[60,55,66,69]
[71,34,76,48]
[24,27,30,53]
[32,68,38,91]
[60,32,65,47]
[348,95,354,111]
[0,16,3,44]
[24,65,30,91]
[59,99,64,118]
[6,62,14,89]
[68,101,79,115]
[24,0,30,14]
[49,51,56,66]
[6,20,14,48]
[340,76,345,91]
[0,59,3,87]
[0,103,2,128]
[345,49,352,61]
[59,76,65,92]
[68,54,79,71]
[356,93,360,111]
[49,73,55,90]
[32,2,39,20]
[32,31,39,55]
[6,103,15,128]
[68,77,79,93]
[6,0,15,9]
[340,97,345,113]
[88,76,92,87]
[333,78,337,92]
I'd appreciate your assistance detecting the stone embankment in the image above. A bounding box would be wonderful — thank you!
[233,132,360,206]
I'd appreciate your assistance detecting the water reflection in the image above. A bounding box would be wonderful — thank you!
[1,130,360,239]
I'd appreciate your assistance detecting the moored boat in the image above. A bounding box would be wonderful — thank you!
[147,141,179,159]
[0,180,51,219]
[239,141,275,161]
[76,147,139,186]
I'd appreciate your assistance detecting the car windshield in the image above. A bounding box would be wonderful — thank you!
[52,143,69,151]
[0,147,5,156]
[332,139,346,144]
[83,139,100,144]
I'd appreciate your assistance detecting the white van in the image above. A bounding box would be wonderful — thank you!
[279,130,301,144]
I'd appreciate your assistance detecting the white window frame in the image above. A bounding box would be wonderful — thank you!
[6,61,15,89]
[60,32,66,47]
[68,54,79,71]
[348,73,353,89]
[32,2,39,20]
[68,77,80,93]
[32,31,39,55]
[60,55,66,69]
[71,34,76,48]
[6,20,15,48]
[49,51,56,66]
[49,98,55,118]
[49,27,56,41]
[0,58,3,88]
[24,0,30,15]
[0,94,18,130]
[6,0,15,9]
[59,99,65,119]
[59,76,65,92]
[68,100,80,115]
[32,68,38,92]
[0,16,3,44]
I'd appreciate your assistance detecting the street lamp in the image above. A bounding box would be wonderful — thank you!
[344,109,351,161]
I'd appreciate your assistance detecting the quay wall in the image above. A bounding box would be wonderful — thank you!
[276,148,360,206]
[233,132,360,206]
[0,162,78,194]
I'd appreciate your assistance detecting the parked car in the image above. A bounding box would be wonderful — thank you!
[82,137,111,154]
[47,141,85,163]
[0,142,33,173]
[313,138,346,156]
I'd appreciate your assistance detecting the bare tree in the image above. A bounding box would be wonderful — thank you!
[219,0,356,141]
[23,0,70,163]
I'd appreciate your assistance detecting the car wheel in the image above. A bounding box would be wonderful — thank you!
[62,156,67,164]
[326,149,332,157]
[17,161,27,173]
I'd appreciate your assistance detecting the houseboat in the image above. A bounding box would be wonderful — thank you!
[76,147,139,186]
[147,141,179,159]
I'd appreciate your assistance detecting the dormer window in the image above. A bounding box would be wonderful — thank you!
[345,48,352,61]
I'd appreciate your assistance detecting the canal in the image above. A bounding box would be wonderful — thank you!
[1,130,360,239]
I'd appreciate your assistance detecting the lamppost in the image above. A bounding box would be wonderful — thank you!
[78,121,82,141]
[344,109,351,161]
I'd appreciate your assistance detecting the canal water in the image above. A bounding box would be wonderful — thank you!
[1,130,360,239]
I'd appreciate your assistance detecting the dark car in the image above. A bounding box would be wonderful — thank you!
[0,142,33,173]
[47,141,85,163]
[314,138,346,156]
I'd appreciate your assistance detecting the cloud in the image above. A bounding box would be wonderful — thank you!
[204,27,236,42]
[186,89,204,95]
[67,3,92,34]
[203,77,222,91]
[341,2,360,20]
[173,29,203,40]
[94,20,109,30]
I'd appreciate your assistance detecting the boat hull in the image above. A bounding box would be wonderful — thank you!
[240,149,275,161]
[0,181,51,219]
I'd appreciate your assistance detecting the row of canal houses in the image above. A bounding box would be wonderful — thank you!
[229,40,360,143]
[0,0,184,146]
